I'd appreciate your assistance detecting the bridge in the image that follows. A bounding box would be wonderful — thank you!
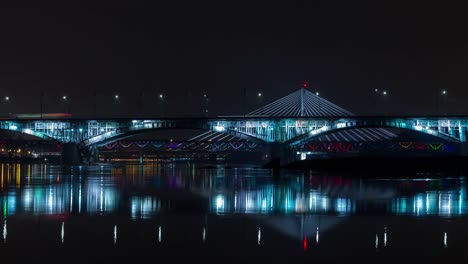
[1,89,468,164]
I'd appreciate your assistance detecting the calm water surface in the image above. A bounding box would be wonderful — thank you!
[1,161,468,262]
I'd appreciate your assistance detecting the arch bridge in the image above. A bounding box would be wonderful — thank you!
[1,89,467,163]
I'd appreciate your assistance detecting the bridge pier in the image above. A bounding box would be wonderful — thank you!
[61,143,99,165]
[265,142,295,169]
[61,143,83,165]
[460,141,468,157]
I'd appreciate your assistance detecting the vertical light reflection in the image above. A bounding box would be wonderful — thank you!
[7,164,10,184]
[375,234,379,249]
[234,193,237,210]
[114,225,117,245]
[444,232,447,248]
[448,194,451,216]
[202,227,206,242]
[438,193,441,215]
[257,227,261,245]
[316,227,319,244]
[78,183,82,214]
[1,163,3,189]
[426,193,429,214]
[28,164,31,185]
[384,227,387,247]
[48,188,53,214]
[459,186,464,215]
[16,164,20,187]
[61,222,65,244]
[70,183,73,213]
[158,226,162,243]
[2,220,6,243]
[100,182,103,212]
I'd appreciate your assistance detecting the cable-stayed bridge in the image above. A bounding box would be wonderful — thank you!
[1,89,468,164]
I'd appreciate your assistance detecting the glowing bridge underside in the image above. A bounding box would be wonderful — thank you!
[0,89,467,147]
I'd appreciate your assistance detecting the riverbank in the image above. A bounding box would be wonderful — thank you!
[0,156,60,164]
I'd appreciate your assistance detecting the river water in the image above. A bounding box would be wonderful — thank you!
[0,161,467,262]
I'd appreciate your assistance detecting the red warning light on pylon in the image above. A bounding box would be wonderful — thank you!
[303,82,308,88]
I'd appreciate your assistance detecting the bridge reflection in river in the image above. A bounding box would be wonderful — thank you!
[0,162,467,261]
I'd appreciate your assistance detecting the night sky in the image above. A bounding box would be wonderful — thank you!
[1,3,467,117]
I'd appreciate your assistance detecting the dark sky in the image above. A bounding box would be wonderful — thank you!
[1,3,467,117]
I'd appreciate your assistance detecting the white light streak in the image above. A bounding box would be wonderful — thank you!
[202,227,206,242]
[384,227,387,247]
[444,232,447,248]
[316,227,319,244]
[257,228,261,245]
[158,226,162,243]
[3,220,6,243]
[114,225,117,245]
[61,222,65,244]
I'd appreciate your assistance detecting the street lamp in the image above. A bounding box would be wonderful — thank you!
[4,96,9,101]
[113,94,120,117]
[158,92,165,117]
[257,92,264,115]
[373,89,389,115]
[62,95,70,113]
[316,91,321,112]
[382,90,388,115]
[439,89,448,115]
[202,92,209,117]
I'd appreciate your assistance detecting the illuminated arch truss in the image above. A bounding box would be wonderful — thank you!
[0,90,467,146]
[100,131,264,152]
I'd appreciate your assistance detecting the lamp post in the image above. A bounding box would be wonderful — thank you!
[315,91,321,113]
[257,92,263,115]
[3,96,11,116]
[437,89,448,116]
[62,95,69,113]
[203,92,210,117]
[382,90,388,115]
[441,90,447,115]
[374,89,388,115]
[158,92,164,117]
[113,94,120,117]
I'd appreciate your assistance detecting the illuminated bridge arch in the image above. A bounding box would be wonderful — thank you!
[1,89,467,150]
[285,118,462,147]
[0,127,60,142]
[87,126,264,148]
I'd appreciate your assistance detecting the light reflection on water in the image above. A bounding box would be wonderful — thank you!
[0,162,467,218]
[1,162,468,260]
